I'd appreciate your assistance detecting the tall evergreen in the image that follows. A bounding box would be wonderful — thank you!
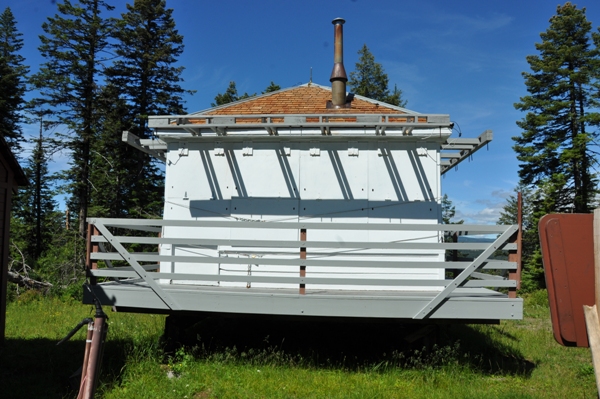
[89,84,132,218]
[512,2,600,290]
[513,2,599,214]
[104,0,191,217]
[12,117,59,262]
[348,44,407,107]
[0,7,28,152]
[30,0,114,236]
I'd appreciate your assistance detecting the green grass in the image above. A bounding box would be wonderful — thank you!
[1,290,597,398]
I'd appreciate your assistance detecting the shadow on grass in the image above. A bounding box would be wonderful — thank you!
[0,317,535,399]
[0,336,140,399]
[1,337,84,399]
[164,315,536,376]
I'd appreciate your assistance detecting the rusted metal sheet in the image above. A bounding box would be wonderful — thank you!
[540,214,595,347]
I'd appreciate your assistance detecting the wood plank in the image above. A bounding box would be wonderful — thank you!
[584,305,600,395]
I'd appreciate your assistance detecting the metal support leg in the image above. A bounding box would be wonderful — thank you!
[81,300,108,399]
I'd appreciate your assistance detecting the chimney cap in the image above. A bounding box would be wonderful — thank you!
[332,17,345,25]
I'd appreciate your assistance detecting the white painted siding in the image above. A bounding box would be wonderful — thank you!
[160,132,447,290]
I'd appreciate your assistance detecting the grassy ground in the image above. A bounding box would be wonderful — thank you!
[0,290,597,398]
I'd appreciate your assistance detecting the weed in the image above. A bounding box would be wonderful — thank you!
[577,364,595,378]
[168,347,194,376]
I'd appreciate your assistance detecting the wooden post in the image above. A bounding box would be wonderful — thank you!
[508,192,523,299]
[85,225,99,285]
[583,208,600,394]
[300,228,306,295]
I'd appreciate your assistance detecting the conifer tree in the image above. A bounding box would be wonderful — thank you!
[348,44,407,107]
[0,7,28,152]
[104,0,192,217]
[441,194,463,225]
[30,0,114,236]
[12,117,59,261]
[89,84,132,218]
[513,2,599,214]
[212,81,255,106]
[262,81,281,94]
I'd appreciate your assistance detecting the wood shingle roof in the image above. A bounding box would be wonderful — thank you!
[199,84,409,116]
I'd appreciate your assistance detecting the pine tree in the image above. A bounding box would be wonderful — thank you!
[30,0,114,236]
[513,2,599,215]
[104,0,192,217]
[0,7,28,152]
[262,81,280,94]
[12,117,59,261]
[441,194,463,225]
[89,84,132,218]
[348,44,407,107]
[212,81,255,106]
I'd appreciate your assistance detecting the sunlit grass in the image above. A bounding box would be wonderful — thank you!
[1,290,597,398]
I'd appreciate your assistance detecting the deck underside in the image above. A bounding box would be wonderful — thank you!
[85,280,522,321]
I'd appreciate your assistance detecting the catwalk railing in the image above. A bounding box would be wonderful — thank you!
[86,218,521,319]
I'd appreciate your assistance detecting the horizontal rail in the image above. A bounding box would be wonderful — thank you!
[86,270,515,288]
[91,253,516,270]
[91,235,512,251]
[88,217,511,233]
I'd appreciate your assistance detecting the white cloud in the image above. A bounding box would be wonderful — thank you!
[453,188,514,224]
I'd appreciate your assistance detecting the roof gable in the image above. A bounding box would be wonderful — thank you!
[195,83,416,116]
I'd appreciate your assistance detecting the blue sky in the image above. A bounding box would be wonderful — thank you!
[5,0,600,223]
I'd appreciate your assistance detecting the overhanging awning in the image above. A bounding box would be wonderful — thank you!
[440,130,493,175]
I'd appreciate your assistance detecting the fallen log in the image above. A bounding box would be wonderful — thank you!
[7,270,53,291]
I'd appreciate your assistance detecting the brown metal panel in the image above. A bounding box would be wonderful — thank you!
[540,214,594,347]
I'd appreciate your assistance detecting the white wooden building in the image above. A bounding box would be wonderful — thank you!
[85,19,522,322]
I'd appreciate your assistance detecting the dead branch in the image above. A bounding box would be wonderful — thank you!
[7,270,53,291]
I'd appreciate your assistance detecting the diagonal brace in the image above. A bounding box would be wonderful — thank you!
[413,224,518,319]
[92,220,180,311]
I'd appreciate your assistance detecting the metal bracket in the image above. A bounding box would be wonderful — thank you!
[243,141,253,156]
[214,142,224,156]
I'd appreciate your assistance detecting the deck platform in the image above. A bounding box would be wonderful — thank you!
[85,281,521,321]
